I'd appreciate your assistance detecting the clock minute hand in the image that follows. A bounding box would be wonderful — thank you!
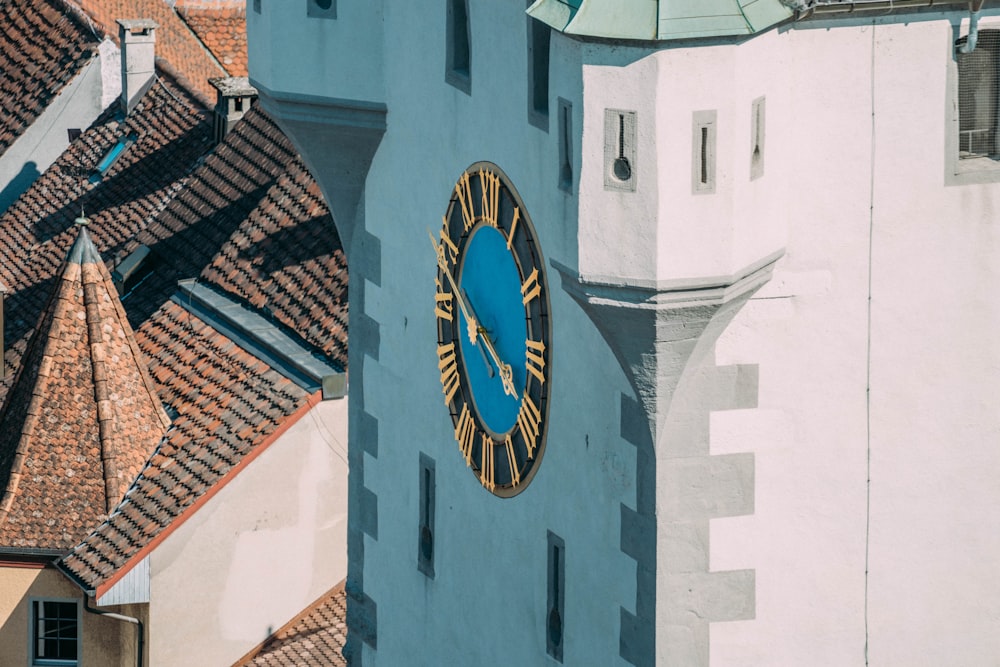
[428,229,479,344]
[429,230,518,400]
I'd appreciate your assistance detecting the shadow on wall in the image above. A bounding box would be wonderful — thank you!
[0,162,41,216]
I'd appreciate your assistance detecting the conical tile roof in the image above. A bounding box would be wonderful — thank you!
[0,223,170,551]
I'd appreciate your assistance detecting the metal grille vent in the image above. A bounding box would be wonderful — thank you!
[957,30,1000,159]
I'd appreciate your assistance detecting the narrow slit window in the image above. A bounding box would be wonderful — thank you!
[446,0,471,93]
[547,531,565,662]
[528,6,551,129]
[700,127,709,184]
[750,96,765,180]
[558,98,573,191]
[692,110,717,194]
[418,454,436,578]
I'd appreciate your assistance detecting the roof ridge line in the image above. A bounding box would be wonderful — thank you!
[154,57,214,111]
[167,0,232,79]
[73,227,170,513]
[82,263,119,513]
[53,0,108,43]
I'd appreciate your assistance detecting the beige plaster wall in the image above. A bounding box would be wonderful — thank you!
[0,565,136,667]
[147,398,349,667]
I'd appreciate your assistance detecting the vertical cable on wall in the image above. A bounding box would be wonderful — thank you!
[864,18,876,667]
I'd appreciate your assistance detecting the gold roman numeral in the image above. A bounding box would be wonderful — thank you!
[456,172,476,232]
[505,206,520,250]
[479,169,500,227]
[437,342,459,405]
[517,394,542,459]
[521,267,541,306]
[434,277,454,322]
[455,403,476,466]
[505,434,520,488]
[480,433,496,492]
[439,216,458,265]
[525,338,546,385]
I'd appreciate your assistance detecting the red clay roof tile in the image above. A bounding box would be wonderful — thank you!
[0,225,169,551]
[175,0,247,77]
[233,582,348,667]
[75,0,227,101]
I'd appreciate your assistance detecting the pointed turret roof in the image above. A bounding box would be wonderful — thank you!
[0,222,170,552]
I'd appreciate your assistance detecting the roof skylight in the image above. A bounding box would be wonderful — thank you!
[90,133,138,183]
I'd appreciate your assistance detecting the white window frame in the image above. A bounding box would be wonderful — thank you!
[28,597,80,667]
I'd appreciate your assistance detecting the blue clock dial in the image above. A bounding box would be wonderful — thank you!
[457,225,528,435]
[433,163,551,497]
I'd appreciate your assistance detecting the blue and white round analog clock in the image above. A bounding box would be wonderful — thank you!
[431,163,551,496]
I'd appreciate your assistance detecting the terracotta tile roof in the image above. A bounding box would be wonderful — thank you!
[198,145,348,364]
[59,300,316,590]
[0,225,170,552]
[175,1,247,77]
[0,0,99,160]
[0,5,346,576]
[234,582,348,667]
[57,105,348,591]
[126,104,348,369]
[74,0,227,101]
[0,69,212,391]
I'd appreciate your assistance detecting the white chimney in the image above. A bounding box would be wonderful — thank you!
[117,19,158,115]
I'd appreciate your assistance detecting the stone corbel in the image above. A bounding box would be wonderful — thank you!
[554,249,783,437]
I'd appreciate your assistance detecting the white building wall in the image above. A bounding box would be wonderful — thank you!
[147,398,349,667]
[712,12,1000,667]
[0,40,119,214]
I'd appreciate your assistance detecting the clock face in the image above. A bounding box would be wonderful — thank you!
[432,163,551,496]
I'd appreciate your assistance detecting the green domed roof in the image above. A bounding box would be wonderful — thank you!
[527,0,793,41]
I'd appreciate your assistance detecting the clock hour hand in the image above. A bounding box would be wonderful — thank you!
[462,290,495,378]
[477,327,519,400]
[429,229,518,400]
[429,229,479,344]
[459,288,519,400]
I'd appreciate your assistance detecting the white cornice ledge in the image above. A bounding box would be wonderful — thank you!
[552,248,785,311]
[251,80,387,131]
